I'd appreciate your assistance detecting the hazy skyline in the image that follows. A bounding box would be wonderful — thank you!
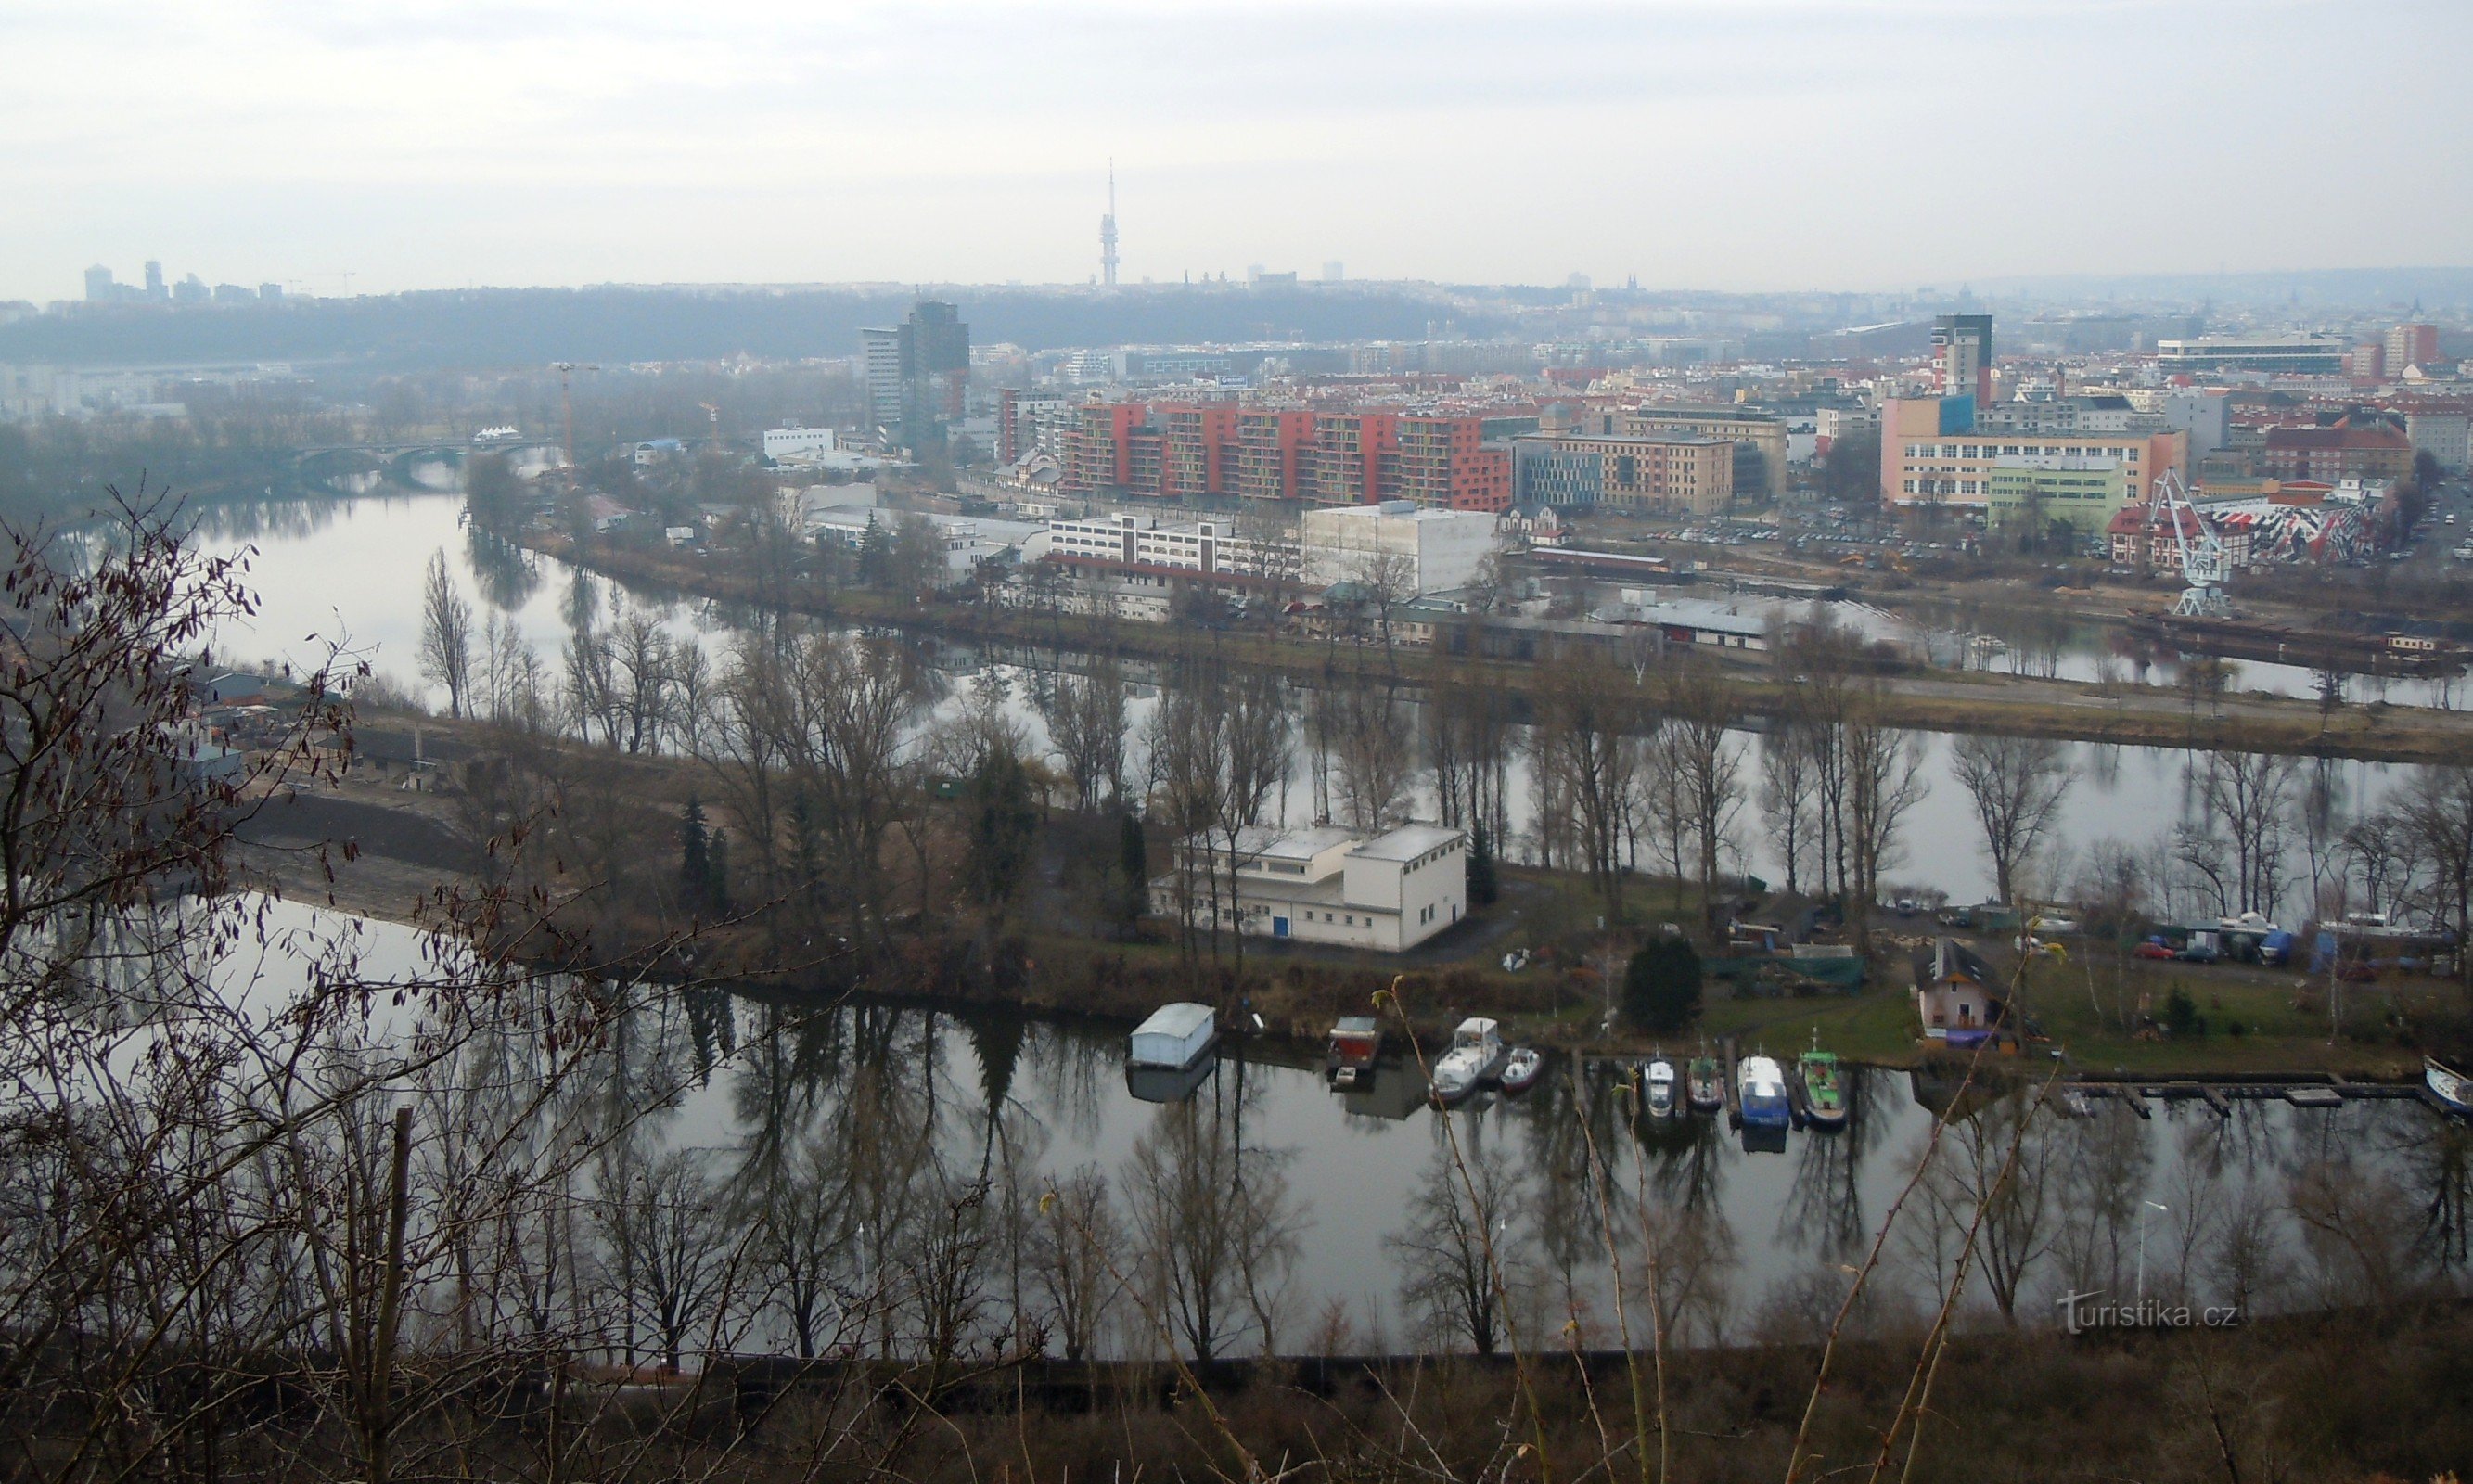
[12,0,2470,305]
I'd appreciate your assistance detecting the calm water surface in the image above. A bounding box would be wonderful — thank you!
[220,897,2469,1356]
[198,493,2412,908]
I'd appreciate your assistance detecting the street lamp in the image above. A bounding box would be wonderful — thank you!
[2136,1199,2168,1302]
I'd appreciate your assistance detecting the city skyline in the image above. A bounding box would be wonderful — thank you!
[8,0,2470,304]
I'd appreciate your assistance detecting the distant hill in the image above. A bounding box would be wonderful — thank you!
[0,282,1505,370]
[1966,266,2473,312]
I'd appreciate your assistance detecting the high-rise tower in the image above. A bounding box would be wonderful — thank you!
[1099,162,1119,288]
[1931,313,1993,407]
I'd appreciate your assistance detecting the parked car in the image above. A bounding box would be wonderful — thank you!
[2133,940,2176,960]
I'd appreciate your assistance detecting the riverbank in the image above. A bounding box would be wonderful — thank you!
[520,526,2473,762]
[226,706,2460,1085]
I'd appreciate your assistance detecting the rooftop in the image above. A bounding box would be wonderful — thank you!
[1348,824,1463,863]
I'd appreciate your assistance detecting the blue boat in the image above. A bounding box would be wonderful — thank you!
[1737,1055,1792,1131]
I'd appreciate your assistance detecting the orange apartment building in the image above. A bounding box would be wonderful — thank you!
[1308,412,1396,505]
[1063,402,1511,511]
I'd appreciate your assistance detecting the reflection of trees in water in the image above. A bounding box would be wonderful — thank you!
[1124,1068,1303,1360]
[564,570,600,633]
[727,997,843,1187]
[1518,1060,1619,1313]
[192,495,352,545]
[1633,1097,1727,1216]
[465,525,542,611]
[2384,1107,2471,1273]
[1779,1064,1885,1260]
[683,985,737,1080]
[1020,1014,1115,1145]
[2048,1104,2156,1301]
[2085,741,2122,789]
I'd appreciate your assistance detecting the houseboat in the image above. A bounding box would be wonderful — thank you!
[1325,1016,1383,1089]
[1128,1003,1217,1071]
[1429,1017,1507,1104]
[1737,1055,1792,1131]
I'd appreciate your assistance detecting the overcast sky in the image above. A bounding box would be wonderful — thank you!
[9,0,2468,302]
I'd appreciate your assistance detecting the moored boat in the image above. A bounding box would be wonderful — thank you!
[2428,1055,2473,1116]
[1642,1056,1679,1117]
[1737,1055,1792,1131]
[1129,1003,1216,1071]
[1429,1017,1507,1104]
[1326,1016,1383,1088]
[1685,1055,1725,1112]
[1798,1042,1848,1129]
[1497,1046,1544,1094]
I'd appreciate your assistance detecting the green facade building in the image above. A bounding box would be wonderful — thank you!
[1986,456,2132,539]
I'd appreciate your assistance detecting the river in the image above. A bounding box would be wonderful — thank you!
[197,491,2415,911]
[218,895,2473,1355]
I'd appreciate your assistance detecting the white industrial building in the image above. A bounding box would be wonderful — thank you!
[1030,512,1276,575]
[762,426,839,460]
[1153,823,1467,952]
[1301,501,1498,595]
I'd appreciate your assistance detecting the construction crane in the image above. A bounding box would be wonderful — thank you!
[552,361,599,477]
[2154,468,2232,618]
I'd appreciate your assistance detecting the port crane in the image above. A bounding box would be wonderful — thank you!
[2154,468,2232,619]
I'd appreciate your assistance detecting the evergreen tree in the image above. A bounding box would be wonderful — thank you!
[680,795,711,909]
[1467,819,1500,907]
[707,828,731,915]
[856,515,891,588]
[1622,935,1703,1034]
[965,748,1041,910]
[1114,812,1148,940]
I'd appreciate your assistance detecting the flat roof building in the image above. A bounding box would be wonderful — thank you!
[1511,431,1735,514]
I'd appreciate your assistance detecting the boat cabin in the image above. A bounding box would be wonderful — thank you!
[1326,1016,1382,1069]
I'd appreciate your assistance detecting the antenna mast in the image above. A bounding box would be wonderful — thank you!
[1100,160,1120,288]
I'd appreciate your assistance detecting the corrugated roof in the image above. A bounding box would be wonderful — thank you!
[1133,1003,1214,1041]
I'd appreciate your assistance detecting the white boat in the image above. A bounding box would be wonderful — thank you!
[1641,1056,1678,1117]
[1429,1017,1507,1103]
[1497,1046,1543,1094]
[2428,1056,2472,1115]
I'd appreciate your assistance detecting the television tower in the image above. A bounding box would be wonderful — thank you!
[1099,160,1119,288]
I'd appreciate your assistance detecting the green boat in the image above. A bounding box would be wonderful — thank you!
[1685,1055,1725,1113]
[1799,1039,1848,1129]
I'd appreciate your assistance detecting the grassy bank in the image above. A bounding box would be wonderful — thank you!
[524,526,2473,762]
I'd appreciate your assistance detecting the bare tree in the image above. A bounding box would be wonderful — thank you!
[2201,750,2296,916]
[1123,1099,1301,1361]
[1532,657,1647,918]
[2395,763,2473,987]
[1029,1164,1124,1362]
[1760,712,1820,898]
[1661,659,1747,926]
[1043,654,1129,812]
[1841,691,1928,945]
[1331,675,1414,834]
[1948,733,2076,905]
[1388,1138,1528,1354]
[417,546,475,718]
